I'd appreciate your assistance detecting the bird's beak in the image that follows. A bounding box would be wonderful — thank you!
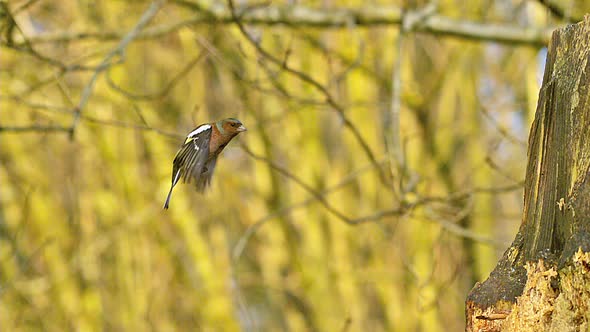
[237,124,247,132]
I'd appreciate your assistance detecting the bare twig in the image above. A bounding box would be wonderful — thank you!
[0,3,68,68]
[13,0,42,14]
[0,125,70,133]
[387,10,404,196]
[69,0,166,138]
[240,144,353,224]
[233,144,519,259]
[485,157,525,185]
[105,50,207,100]
[0,95,179,138]
[0,95,71,113]
[227,0,388,186]
[535,0,581,22]
[82,115,180,139]
[387,3,438,195]
[480,106,526,147]
[424,199,509,247]
[232,158,388,261]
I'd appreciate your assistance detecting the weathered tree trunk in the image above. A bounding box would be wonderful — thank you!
[465,16,590,332]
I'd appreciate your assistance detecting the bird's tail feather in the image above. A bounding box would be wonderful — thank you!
[164,170,182,210]
[163,187,174,210]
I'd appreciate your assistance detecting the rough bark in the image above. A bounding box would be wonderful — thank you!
[465,15,590,332]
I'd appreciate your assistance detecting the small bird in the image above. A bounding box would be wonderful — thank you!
[163,118,247,209]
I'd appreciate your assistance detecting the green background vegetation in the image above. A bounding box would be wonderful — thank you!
[0,0,575,330]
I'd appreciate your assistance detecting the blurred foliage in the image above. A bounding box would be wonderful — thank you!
[0,0,570,331]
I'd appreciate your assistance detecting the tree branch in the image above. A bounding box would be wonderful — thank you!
[241,141,523,224]
[69,0,165,138]
[240,144,354,224]
[227,0,390,187]
[0,126,70,133]
[535,0,583,23]
[21,4,554,47]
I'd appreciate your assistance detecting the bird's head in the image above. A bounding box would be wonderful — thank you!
[216,118,247,136]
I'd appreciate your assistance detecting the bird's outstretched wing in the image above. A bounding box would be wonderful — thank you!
[173,124,212,185]
[163,124,212,209]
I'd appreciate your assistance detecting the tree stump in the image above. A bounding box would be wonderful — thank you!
[465,16,590,332]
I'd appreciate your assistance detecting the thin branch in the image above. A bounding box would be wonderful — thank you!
[340,183,523,224]
[0,3,68,69]
[21,4,554,47]
[10,68,71,98]
[0,95,180,139]
[227,0,388,187]
[485,157,525,185]
[13,0,42,14]
[234,144,520,260]
[433,216,505,247]
[82,115,180,139]
[0,125,70,133]
[105,50,207,100]
[196,36,324,106]
[424,199,510,247]
[240,144,354,224]
[535,0,582,23]
[0,94,71,113]
[480,106,526,147]
[232,181,513,262]
[387,11,404,196]
[386,3,438,196]
[232,158,388,261]
[69,0,166,138]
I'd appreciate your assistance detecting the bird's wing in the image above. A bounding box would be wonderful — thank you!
[172,124,212,185]
[195,156,217,192]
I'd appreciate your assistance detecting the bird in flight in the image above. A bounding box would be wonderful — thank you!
[164,118,247,209]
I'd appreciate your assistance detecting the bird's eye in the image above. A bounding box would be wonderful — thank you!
[232,123,238,127]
